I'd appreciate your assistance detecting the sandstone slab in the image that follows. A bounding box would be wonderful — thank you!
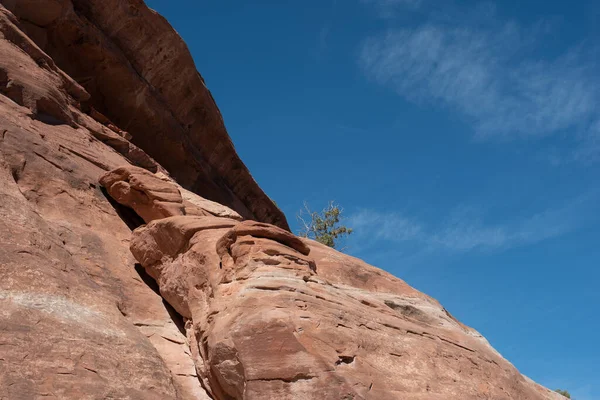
[130,215,564,400]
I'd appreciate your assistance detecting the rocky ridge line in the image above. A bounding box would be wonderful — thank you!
[102,164,563,400]
[2,0,288,230]
[0,1,566,399]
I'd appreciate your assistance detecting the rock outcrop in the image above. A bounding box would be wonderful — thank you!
[124,178,560,399]
[99,165,243,224]
[0,4,210,397]
[1,0,288,230]
[0,1,564,399]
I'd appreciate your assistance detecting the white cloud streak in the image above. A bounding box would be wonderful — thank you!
[358,10,600,159]
[349,194,595,252]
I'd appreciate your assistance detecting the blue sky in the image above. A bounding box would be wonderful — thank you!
[146,1,600,397]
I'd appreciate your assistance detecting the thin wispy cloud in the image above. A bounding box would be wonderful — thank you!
[350,209,423,242]
[358,5,600,161]
[348,193,596,253]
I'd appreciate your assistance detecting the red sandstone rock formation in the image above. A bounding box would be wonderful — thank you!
[125,186,560,399]
[1,0,288,230]
[0,1,565,399]
[100,165,243,224]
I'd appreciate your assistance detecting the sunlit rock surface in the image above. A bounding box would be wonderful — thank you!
[0,1,564,399]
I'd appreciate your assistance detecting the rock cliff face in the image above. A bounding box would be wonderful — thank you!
[0,1,563,399]
[1,0,288,230]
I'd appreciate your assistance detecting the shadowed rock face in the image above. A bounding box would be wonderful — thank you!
[0,2,566,400]
[2,0,289,230]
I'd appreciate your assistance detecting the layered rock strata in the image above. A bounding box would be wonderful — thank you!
[1,0,288,229]
[109,167,563,400]
[0,1,565,399]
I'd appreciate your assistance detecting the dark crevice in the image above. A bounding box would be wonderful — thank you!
[99,133,187,338]
[34,112,68,126]
[438,337,475,353]
[335,355,355,366]
[101,186,144,230]
[133,263,186,337]
[164,299,186,337]
[248,373,314,383]
[0,69,7,86]
[10,166,20,183]
[251,285,284,292]
[134,263,159,294]
[9,158,26,184]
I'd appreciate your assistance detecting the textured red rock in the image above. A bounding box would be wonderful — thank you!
[2,0,289,230]
[0,6,210,398]
[100,166,186,223]
[129,215,563,400]
[100,165,245,223]
[0,1,566,399]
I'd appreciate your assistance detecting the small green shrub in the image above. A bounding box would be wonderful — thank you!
[555,389,571,399]
[297,201,353,249]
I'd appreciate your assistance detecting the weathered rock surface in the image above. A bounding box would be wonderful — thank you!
[1,0,288,230]
[129,214,562,400]
[99,165,243,223]
[0,1,564,399]
[0,6,213,398]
